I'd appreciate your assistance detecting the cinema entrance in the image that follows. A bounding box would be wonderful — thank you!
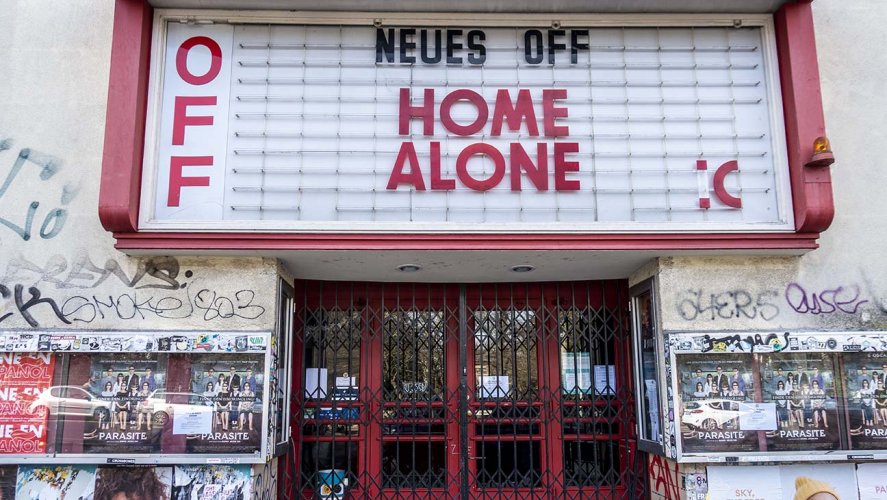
[282,280,645,499]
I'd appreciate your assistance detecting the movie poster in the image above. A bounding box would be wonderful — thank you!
[15,465,96,500]
[760,353,840,451]
[172,465,251,500]
[0,466,15,500]
[707,464,858,500]
[94,466,172,500]
[844,352,887,449]
[0,353,55,455]
[185,355,263,454]
[82,354,163,454]
[677,354,760,453]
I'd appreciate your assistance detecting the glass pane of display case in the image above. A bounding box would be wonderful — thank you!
[676,353,760,453]
[0,331,271,464]
[630,279,663,450]
[759,352,840,451]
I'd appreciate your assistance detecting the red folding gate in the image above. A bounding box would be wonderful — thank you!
[279,281,646,499]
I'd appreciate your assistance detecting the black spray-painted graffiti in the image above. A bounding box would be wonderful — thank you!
[0,256,266,326]
[2,255,188,290]
[0,284,72,327]
[0,138,77,240]
[677,289,781,321]
[784,283,869,315]
[60,288,266,324]
[697,331,790,353]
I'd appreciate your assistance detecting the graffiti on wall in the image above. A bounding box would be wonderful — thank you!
[0,255,266,327]
[678,282,875,322]
[677,288,781,321]
[649,455,680,500]
[0,138,77,242]
[784,283,869,315]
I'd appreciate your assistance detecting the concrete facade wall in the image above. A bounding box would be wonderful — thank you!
[0,1,279,333]
[1,0,884,498]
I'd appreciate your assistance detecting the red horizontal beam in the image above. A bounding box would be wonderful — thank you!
[113,231,819,251]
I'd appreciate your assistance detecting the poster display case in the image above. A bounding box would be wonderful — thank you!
[666,331,887,462]
[0,330,272,465]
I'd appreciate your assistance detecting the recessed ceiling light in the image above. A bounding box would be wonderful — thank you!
[510,265,535,273]
[397,264,422,272]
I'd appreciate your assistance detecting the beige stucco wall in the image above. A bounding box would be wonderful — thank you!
[0,0,278,332]
[640,0,887,335]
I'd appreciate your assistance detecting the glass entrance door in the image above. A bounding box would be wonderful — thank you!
[285,282,644,500]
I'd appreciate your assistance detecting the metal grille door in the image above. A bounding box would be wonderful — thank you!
[282,281,645,499]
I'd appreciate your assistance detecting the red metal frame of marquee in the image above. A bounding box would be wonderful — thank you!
[99,0,833,252]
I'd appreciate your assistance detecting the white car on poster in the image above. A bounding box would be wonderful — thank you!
[681,398,742,431]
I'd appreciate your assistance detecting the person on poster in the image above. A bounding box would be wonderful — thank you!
[244,368,257,393]
[692,369,705,389]
[239,382,256,432]
[203,381,217,411]
[771,366,786,389]
[786,372,797,393]
[100,381,115,430]
[127,383,140,429]
[810,380,828,428]
[704,374,715,396]
[774,380,791,429]
[718,380,730,398]
[799,381,814,429]
[876,379,887,426]
[94,466,169,500]
[693,382,707,400]
[144,367,157,392]
[125,366,140,391]
[228,367,242,393]
[857,366,873,388]
[228,383,241,430]
[792,476,840,500]
[136,381,153,431]
[714,366,729,393]
[215,382,231,431]
[798,366,810,387]
[113,373,127,394]
[860,379,875,427]
[731,368,746,393]
[790,385,806,428]
[810,367,825,390]
[114,382,130,430]
[729,381,745,400]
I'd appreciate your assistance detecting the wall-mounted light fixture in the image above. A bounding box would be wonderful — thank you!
[510,265,535,273]
[805,136,835,168]
[397,264,421,273]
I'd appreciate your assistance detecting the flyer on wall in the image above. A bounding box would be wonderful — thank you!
[844,352,887,449]
[0,353,54,455]
[186,355,263,454]
[759,353,841,451]
[677,354,760,453]
[94,466,173,500]
[172,464,251,500]
[15,465,97,500]
[81,354,164,454]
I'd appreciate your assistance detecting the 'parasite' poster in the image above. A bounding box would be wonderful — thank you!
[677,354,760,453]
[186,355,263,455]
[844,352,887,450]
[82,354,163,454]
[759,353,841,451]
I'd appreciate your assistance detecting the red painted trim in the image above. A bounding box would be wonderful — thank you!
[775,1,835,233]
[96,2,833,250]
[98,0,153,233]
[112,232,819,251]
